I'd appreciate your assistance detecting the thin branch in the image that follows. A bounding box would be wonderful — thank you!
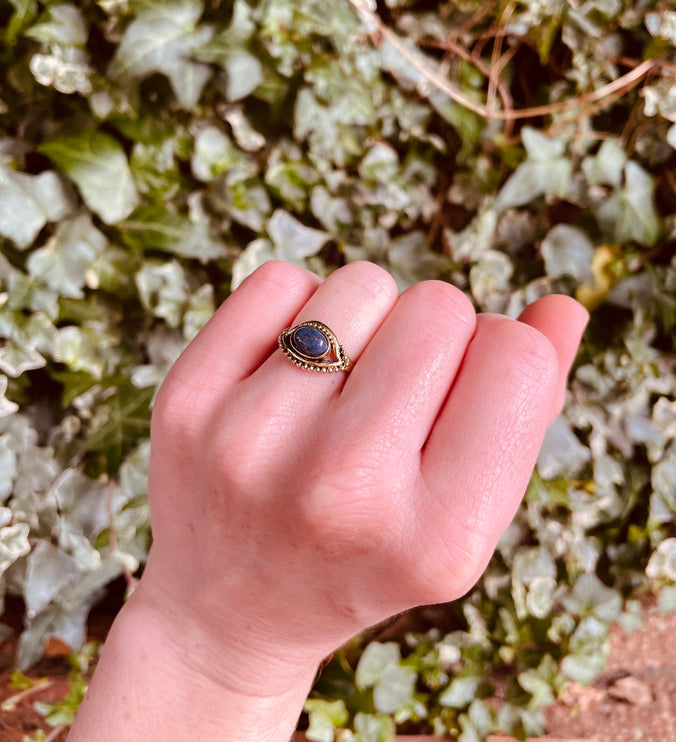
[45,725,67,742]
[347,0,657,123]
[1,679,54,712]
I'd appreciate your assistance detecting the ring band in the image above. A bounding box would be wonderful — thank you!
[278,321,353,373]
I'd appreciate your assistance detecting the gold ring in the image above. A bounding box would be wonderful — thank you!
[278,321,353,373]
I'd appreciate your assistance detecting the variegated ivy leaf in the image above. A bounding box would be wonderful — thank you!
[26,212,107,299]
[645,10,676,45]
[26,4,93,95]
[30,46,94,95]
[646,538,676,584]
[50,468,110,542]
[496,128,572,210]
[0,343,46,378]
[0,375,19,418]
[541,224,595,285]
[191,126,246,182]
[0,165,72,249]
[439,675,482,709]
[135,260,190,328]
[196,0,263,101]
[304,698,349,742]
[595,161,660,246]
[40,131,139,225]
[121,206,229,262]
[352,711,396,742]
[267,209,329,263]
[582,139,626,187]
[25,4,88,46]
[52,323,120,379]
[24,541,81,618]
[110,0,214,108]
[0,522,30,578]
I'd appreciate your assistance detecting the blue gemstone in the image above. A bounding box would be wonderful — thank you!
[292,326,329,358]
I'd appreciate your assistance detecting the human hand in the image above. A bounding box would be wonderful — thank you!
[136,260,588,692]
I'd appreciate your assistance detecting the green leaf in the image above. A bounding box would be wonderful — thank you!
[596,162,660,247]
[110,0,214,107]
[582,139,627,187]
[25,4,88,46]
[496,128,572,210]
[120,206,229,262]
[353,711,395,742]
[304,698,349,742]
[439,675,482,709]
[195,0,263,101]
[40,132,139,225]
[83,384,154,469]
[541,224,595,284]
[0,522,31,578]
[0,375,20,418]
[26,212,107,299]
[267,209,329,262]
[355,642,401,690]
[0,165,72,249]
[135,259,190,328]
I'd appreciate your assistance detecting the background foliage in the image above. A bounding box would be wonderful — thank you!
[1,0,675,739]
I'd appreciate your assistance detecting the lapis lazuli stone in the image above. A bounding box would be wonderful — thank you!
[291,326,329,358]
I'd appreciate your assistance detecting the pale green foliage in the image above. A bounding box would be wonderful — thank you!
[1,0,675,739]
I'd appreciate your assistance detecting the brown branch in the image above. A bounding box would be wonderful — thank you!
[347,0,657,125]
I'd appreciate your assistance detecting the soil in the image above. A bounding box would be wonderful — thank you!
[1,589,675,742]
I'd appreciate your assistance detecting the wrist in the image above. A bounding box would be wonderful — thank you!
[69,588,319,742]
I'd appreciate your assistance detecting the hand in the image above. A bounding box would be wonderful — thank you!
[139,260,587,689]
[68,260,587,741]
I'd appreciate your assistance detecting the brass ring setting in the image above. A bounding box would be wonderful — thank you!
[278,321,353,373]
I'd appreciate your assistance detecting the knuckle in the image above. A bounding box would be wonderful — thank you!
[337,261,399,305]
[151,376,205,446]
[403,280,476,333]
[250,259,318,296]
[500,321,558,380]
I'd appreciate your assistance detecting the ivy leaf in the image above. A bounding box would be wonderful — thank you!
[439,674,482,708]
[355,642,401,689]
[541,224,595,284]
[304,698,349,742]
[24,541,80,618]
[135,259,190,328]
[40,132,139,225]
[26,212,108,299]
[25,4,88,46]
[596,162,660,246]
[195,0,262,101]
[0,522,31,579]
[0,375,19,418]
[353,711,396,742]
[120,206,229,262]
[0,165,72,249]
[110,0,214,108]
[83,384,154,471]
[582,139,627,187]
[496,128,572,210]
[561,573,622,621]
[267,209,329,263]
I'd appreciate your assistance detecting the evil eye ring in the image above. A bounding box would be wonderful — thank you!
[278,321,353,373]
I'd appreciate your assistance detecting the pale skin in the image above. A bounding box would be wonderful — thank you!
[68,260,589,741]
